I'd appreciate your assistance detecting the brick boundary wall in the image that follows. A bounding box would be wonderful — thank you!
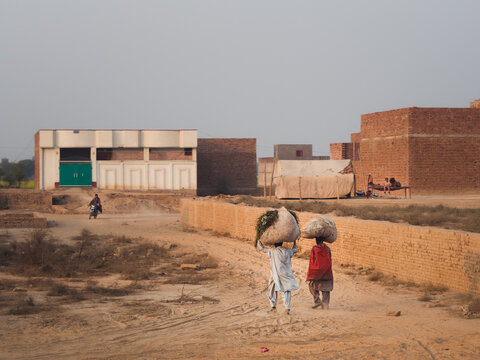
[0,190,52,212]
[0,212,47,229]
[180,199,480,294]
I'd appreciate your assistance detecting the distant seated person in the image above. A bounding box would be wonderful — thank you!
[367,173,374,188]
[89,194,102,213]
[384,178,391,195]
[389,177,401,188]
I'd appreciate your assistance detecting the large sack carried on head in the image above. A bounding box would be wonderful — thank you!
[302,217,337,243]
[258,207,300,245]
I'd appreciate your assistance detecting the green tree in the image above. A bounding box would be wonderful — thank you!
[12,162,27,187]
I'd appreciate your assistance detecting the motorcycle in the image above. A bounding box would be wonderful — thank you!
[89,204,99,219]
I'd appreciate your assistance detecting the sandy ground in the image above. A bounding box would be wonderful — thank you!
[1,210,479,360]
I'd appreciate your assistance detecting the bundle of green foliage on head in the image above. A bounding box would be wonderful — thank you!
[254,209,298,247]
[255,210,278,247]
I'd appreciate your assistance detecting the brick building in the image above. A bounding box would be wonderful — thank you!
[35,129,197,191]
[196,138,258,196]
[35,131,259,195]
[330,102,480,194]
[274,144,313,160]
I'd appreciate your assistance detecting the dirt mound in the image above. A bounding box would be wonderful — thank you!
[104,196,168,213]
[50,190,184,214]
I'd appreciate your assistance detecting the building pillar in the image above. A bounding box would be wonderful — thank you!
[91,147,97,187]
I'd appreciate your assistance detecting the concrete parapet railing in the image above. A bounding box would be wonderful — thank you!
[180,199,480,295]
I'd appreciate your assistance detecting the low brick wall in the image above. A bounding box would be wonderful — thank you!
[0,212,47,229]
[0,190,52,212]
[180,199,480,294]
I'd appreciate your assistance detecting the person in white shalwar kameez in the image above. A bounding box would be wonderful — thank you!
[257,240,299,313]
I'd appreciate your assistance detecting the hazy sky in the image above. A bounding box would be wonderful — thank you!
[1,0,479,160]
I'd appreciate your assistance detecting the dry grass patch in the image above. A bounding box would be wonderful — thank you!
[468,298,480,313]
[0,229,222,316]
[1,229,173,280]
[164,293,219,304]
[161,286,219,304]
[163,270,218,285]
[85,284,132,297]
[8,295,47,315]
[46,281,86,302]
[368,272,384,282]
[418,293,434,302]
[181,253,218,270]
[423,282,448,294]
[228,196,480,233]
[181,226,197,233]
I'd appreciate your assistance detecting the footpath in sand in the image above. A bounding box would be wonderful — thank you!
[1,210,479,359]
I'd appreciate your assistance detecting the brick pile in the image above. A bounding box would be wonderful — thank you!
[180,199,480,294]
[0,212,47,229]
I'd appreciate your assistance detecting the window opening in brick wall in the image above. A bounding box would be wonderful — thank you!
[97,148,144,160]
[149,148,193,160]
[60,148,91,161]
[296,150,304,157]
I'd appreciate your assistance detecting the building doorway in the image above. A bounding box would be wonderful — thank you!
[59,148,92,186]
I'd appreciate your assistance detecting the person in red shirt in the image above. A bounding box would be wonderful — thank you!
[306,236,333,309]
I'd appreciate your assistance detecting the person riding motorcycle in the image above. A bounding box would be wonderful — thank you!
[89,194,102,214]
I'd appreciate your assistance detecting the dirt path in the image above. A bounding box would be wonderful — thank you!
[1,211,479,359]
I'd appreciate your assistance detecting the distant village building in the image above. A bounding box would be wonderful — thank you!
[330,100,480,194]
[34,130,257,195]
[35,129,197,191]
[258,144,330,189]
[197,138,257,196]
[274,144,313,160]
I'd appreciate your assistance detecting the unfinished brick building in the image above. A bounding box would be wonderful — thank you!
[330,101,480,194]
[197,138,257,196]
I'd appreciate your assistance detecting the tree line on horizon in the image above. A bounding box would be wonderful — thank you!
[0,158,35,188]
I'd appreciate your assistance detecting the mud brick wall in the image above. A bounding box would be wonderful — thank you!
[0,190,52,212]
[149,149,193,161]
[0,212,47,229]
[330,143,354,161]
[197,138,257,196]
[180,199,480,294]
[353,109,410,190]
[329,143,343,160]
[360,108,410,137]
[408,108,480,193]
[356,135,410,190]
[336,107,480,194]
[409,136,480,193]
[409,107,480,135]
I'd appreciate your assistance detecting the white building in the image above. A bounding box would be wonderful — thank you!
[35,129,197,191]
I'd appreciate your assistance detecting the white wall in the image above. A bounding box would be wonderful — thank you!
[97,161,196,190]
[42,148,59,189]
[37,129,198,190]
[39,130,197,148]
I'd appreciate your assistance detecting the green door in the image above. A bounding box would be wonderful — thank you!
[60,163,92,186]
